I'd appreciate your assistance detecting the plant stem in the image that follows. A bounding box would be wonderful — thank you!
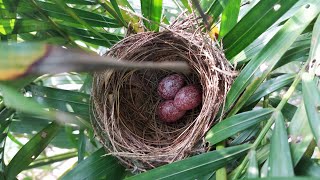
[26,151,77,170]
[7,132,24,147]
[216,142,227,180]
[232,64,307,179]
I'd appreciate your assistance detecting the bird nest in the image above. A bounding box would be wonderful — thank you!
[91,17,234,172]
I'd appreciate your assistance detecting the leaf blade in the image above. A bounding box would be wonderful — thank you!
[223,0,299,59]
[206,108,274,145]
[140,0,163,31]
[61,148,125,180]
[268,111,294,177]
[225,2,320,116]
[219,0,241,38]
[5,122,61,179]
[127,144,251,180]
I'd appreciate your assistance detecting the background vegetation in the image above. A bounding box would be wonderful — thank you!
[0,0,319,179]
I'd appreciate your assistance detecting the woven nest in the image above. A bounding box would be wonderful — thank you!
[92,17,234,172]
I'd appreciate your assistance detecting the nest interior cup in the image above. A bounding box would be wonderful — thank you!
[92,20,234,172]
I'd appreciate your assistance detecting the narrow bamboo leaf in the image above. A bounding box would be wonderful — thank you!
[308,13,320,64]
[202,0,229,22]
[180,0,192,12]
[62,0,97,5]
[140,0,163,31]
[246,74,295,106]
[274,37,311,69]
[206,108,274,145]
[61,148,125,180]
[5,122,61,179]
[26,85,90,104]
[98,1,142,32]
[25,85,90,118]
[0,43,189,80]
[110,0,127,26]
[78,129,86,162]
[0,108,14,124]
[27,151,77,170]
[288,103,313,165]
[127,144,251,180]
[18,0,121,28]
[268,111,294,177]
[223,0,299,59]
[230,125,260,146]
[246,150,259,178]
[269,98,297,120]
[60,25,122,47]
[295,157,320,177]
[261,159,269,178]
[0,83,91,128]
[231,27,311,65]
[219,0,240,38]
[225,2,320,116]
[116,0,134,11]
[302,73,320,148]
[0,19,52,35]
[248,177,319,180]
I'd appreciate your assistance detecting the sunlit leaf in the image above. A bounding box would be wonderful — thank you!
[127,144,251,180]
[140,0,163,31]
[5,122,61,179]
[206,108,274,145]
[225,2,320,116]
[61,148,125,180]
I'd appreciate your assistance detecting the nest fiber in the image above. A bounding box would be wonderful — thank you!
[92,18,234,172]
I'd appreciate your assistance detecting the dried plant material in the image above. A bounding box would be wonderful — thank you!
[91,16,234,172]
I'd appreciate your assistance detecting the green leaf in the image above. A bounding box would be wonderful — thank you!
[295,157,320,177]
[302,73,320,148]
[110,0,127,26]
[203,0,229,22]
[140,0,163,31]
[223,0,299,59]
[269,98,297,120]
[5,122,61,179]
[61,148,125,180]
[307,13,320,62]
[225,2,320,116]
[268,111,294,177]
[246,74,295,106]
[231,27,311,65]
[78,129,86,162]
[288,103,313,165]
[18,1,121,28]
[246,150,259,178]
[61,25,123,47]
[219,0,240,38]
[127,144,251,180]
[180,0,192,12]
[0,83,90,128]
[230,125,260,146]
[27,151,77,170]
[26,85,90,119]
[206,108,274,145]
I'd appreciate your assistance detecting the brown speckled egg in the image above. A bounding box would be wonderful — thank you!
[174,85,202,111]
[157,100,186,123]
[157,74,185,99]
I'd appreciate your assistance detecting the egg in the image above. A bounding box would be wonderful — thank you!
[174,85,202,111]
[157,100,186,123]
[157,74,185,99]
